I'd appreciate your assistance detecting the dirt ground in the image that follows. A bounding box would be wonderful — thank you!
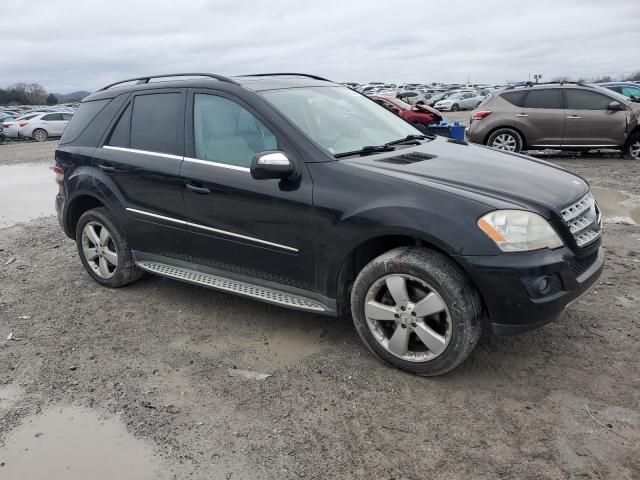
[1,141,639,479]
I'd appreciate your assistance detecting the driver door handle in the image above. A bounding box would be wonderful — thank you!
[515,113,528,117]
[185,183,211,195]
[566,115,582,119]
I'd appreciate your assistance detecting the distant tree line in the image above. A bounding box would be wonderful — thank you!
[0,83,58,105]
[550,71,640,83]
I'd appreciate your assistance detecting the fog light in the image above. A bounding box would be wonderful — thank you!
[538,277,550,294]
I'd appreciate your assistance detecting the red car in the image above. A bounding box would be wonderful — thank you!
[369,95,443,129]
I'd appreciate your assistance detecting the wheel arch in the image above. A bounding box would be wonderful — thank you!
[64,192,108,238]
[332,231,485,316]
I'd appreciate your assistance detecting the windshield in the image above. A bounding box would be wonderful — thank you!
[261,86,422,156]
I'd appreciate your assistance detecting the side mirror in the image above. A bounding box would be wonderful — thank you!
[250,151,294,180]
[608,101,626,111]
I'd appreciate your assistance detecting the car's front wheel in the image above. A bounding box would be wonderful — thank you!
[451,104,460,111]
[350,247,482,376]
[76,207,142,287]
[32,129,48,142]
[487,128,523,153]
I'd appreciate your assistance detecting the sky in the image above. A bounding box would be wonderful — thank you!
[2,0,639,93]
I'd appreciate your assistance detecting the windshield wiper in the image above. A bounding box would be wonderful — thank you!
[384,134,431,146]
[334,145,396,158]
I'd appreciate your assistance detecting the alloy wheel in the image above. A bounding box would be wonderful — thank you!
[364,274,452,362]
[492,133,517,151]
[630,140,640,160]
[81,221,118,278]
[33,130,47,142]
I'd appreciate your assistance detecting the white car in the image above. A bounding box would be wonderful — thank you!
[433,92,484,111]
[2,112,47,138]
[19,111,73,142]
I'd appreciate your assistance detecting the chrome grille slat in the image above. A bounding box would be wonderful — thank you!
[561,192,602,248]
[137,261,326,312]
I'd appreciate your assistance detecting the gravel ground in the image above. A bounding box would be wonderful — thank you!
[0,139,58,165]
[1,142,639,479]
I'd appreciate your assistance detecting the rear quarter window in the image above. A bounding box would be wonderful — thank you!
[60,99,110,144]
[500,91,527,107]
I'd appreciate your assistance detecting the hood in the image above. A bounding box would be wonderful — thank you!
[413,104,442,117]
[341,137,589,215]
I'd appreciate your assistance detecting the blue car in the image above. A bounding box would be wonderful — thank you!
[596,82,640,102]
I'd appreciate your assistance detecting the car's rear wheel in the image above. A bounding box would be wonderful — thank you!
[624,133,640,160]
[76,207,142,288]
[32,129,48,142]
[451,104,460,112]
[487,128,523,153]
[350,247,482,376]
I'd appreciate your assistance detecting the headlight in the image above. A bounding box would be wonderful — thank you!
[477,210,563,252]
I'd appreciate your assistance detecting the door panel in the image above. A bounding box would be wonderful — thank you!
[181,90,315,290]
[514,89,565,146]
[93,89,192,257]
[562,89,627,146]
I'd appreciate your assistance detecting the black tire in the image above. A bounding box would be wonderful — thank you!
[451,104,460,112]
[32,129,48,142]
[75,207,142,288]
[350,247,482,376]
[623,132,640,160]
[486,128,523,153]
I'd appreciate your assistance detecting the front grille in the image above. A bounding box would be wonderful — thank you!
[561,192,602,248]
[568,250,599,277]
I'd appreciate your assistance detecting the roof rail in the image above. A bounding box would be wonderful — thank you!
[98,73,239,91]
[239,73,332,82]
[505,80,591,90]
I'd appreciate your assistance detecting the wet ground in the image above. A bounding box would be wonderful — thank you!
[1,141,639,479]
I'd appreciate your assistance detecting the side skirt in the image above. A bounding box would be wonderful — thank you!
[132,252,336,315]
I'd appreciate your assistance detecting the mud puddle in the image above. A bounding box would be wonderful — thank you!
[0,162,58,228]
[592,187,640,225]
[0,405,168,479]
[173,326,325,370]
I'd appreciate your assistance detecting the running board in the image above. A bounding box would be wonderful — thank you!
[136,261,327,313]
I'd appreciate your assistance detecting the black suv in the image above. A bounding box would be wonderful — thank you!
[55,73,604,376]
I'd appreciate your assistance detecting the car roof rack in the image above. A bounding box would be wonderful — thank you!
[238,73,332,82]
[98,73,239,91]
[504,81,591,90]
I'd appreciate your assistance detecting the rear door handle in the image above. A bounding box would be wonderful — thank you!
[98,163,116,172]
[515,113,528,117]
[185,183,211,195]
[566,115,582,119]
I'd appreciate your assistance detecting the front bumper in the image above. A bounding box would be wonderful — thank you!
[456,244,604,335]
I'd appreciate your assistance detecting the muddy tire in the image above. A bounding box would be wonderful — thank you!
[350,247,482,376]
[76,207,142,288]
[487,128,523,153]
[623,133,640,160]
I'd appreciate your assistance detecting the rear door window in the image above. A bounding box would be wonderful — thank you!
[500,91,526,107]
[130,93,183,155]
[565,90,613,110]
[42,113,62,121]
[522,89,563,109]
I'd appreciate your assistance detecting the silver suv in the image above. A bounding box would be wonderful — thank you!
[466,82,640,160]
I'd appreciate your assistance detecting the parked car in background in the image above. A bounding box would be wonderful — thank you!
[396,91,431,105]
[596,82,640,102]
[19,111,73,141]
[434,91,484,111]
[369,95,443,128]
[467,82,640,160]
[0,124,5,143]
[2,112,47,138]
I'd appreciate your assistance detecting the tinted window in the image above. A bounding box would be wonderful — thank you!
[566,90,613,110]
[61,113,72,121]
[130,93,182,155]
[42,113,62,121]
[523,89,563,109]
[60,99,110,144]
[107,103,132,147]
[194,94,277,168]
